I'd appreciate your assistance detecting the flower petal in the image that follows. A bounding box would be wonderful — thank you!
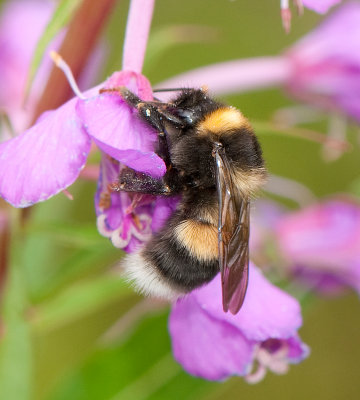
[302,0,341,14]
[95,155,153,252]
[192,264,302,342]
[0,98,90,207]
[287,2,360,121]
[276,200,360,269]
[287,335,310,363]
[276,200,360,294]
[151,196,180,232]
[77,93,166,178]
[169,294,254,380]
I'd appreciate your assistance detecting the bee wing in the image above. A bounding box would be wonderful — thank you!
[214,147,250,315]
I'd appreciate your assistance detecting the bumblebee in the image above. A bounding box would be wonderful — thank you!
[108,87,267,314]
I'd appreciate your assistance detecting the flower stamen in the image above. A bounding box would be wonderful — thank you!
[50,50,87,100]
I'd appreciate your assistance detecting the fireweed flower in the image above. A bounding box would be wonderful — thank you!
[158,2,360,123]
[275,199,360,294]
[0,0,173,250]
[0,70,166,201]
[169,264,309,382]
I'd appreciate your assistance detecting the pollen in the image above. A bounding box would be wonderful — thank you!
[99,192,111,210]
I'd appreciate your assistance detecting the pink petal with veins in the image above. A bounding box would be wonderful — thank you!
[0,98,90,207]
[77,94,166,177]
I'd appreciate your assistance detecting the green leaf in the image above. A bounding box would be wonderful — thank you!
[26,0,83,93]
[0,265,32,400]
[21,220,121,303]
[48,312,216,400]
[31,275,132,333]
[31,276,139,400]
[27,222,108,248]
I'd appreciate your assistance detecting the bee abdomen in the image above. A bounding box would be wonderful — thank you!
[121,217,219,300]
[173,219,218,262]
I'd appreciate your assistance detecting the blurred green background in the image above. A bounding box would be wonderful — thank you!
[1,0,360,399]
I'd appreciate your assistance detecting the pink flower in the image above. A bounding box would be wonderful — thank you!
[276,199,360,294]
[250,200,286,254]
[0,71,166,207]
[0,0,161,208]
[169,264,309,382]
[286,2,360,122]
[302,0,342,14]
[0,0,174,251]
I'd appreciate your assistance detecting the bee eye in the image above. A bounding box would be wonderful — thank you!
[177,109,195,124]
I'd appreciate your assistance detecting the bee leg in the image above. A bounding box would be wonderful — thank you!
[101,86,182,166]
[135,105,173,167]
[109,167,174,196]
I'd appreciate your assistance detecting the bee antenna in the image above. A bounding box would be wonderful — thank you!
[152,88,184,93]
[50,50,87,100]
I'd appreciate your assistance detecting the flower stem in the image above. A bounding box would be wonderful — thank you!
[155,57,292,96]
[122,0,155,72]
